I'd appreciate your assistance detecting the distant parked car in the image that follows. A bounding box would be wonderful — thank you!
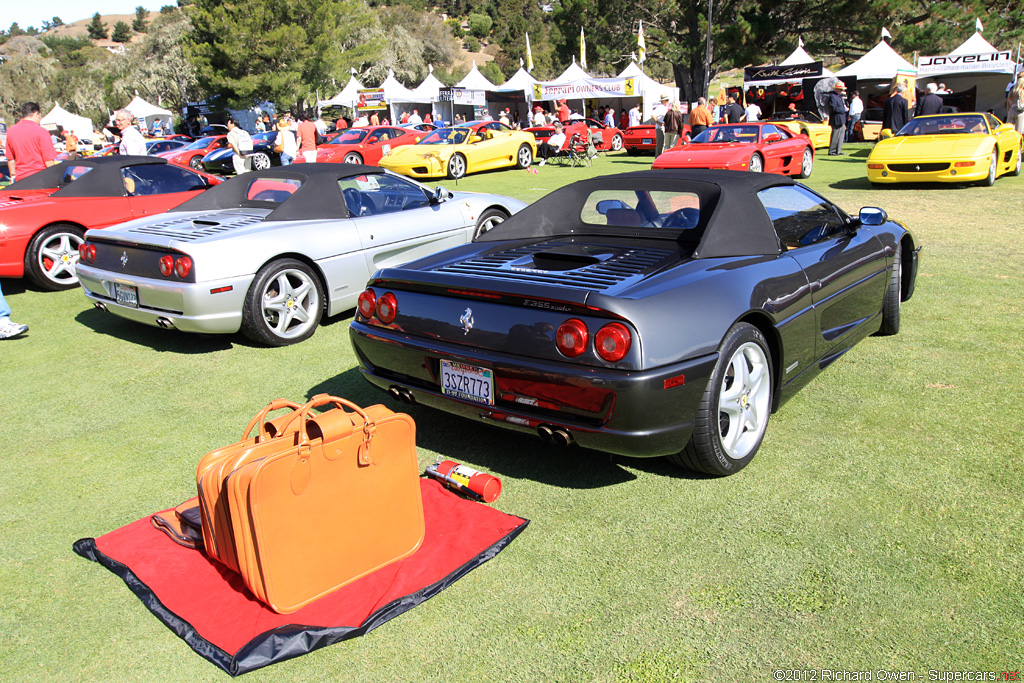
[157,135,228,170]
[201,131,281,174]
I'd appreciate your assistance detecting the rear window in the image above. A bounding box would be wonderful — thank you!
[581,190,701,230]
[62,166,94,184]
[245,177,301,203]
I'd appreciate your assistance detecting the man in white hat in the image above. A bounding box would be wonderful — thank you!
[652,93,670,156]
[827,81,848,156]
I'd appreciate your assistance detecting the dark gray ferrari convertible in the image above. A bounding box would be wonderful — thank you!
[349,170,921,476]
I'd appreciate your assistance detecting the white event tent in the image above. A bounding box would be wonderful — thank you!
[456,63,497,91]
[319,75,365,109]
[916,32,1020,115]
[393,68,445,121]
[617,61,678,122]
[41,104,95,142]
[122,95,175,134]
[836,39,917,113]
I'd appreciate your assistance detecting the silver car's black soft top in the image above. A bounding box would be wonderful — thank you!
[476,169,797,259]
[168,163,400,221]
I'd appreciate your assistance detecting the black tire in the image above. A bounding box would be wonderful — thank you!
[188,156,203,170]
[515,144,533,169]
[796,147,813,179]
[343,151,363,164]
[447,153,467,179]
[748,153,764,173]
[25,223,85,291]
[668,323,773,476]
[474,208,508,238]
[241,258,324,346]
[980,150,997,186]
[611,133,623,151]
[876,253,902,336]
[250,152,272,171]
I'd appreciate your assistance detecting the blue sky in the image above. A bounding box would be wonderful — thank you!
[7,1,170,32]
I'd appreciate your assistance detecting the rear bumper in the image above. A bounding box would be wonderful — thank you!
[349,321,717,458]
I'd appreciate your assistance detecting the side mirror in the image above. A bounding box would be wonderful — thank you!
[432,186,452,204]
[859,207,887,226]
[879,129,894,140]
[997,123,1015,133]
[595,199,630,215]
[763,133,782,143]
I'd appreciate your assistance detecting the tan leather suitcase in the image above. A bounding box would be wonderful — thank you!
[226,395,424,613]
[195,399,305,572]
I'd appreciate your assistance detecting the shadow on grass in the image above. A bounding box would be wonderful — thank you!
[306,368,706,488]
[75,306,235,353]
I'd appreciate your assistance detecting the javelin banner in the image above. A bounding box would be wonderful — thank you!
[533,77,637,101]
[918,50,1016,75]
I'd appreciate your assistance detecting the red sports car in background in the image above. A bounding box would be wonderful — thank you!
[0,156,219,290]
[525,118,625,152]
[652,122,814,177]
[157,135,228,169]
[622,123,692,154]
[298,125,427,165]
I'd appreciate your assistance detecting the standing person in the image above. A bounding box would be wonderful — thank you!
[689,97,713,138]
[115,110,147,156]
[628,102,641,128]
[1007,73,1024,135]
[335,115,348,131]
[63,129,79,160]
[723,95,744,123]
[663,101,684,151]
[151,118,163,136]
[556,99,571,123]
[254,116,266,133]
[915,82,944,116]
[742,99,762,122]
[314,114,328,137]
[225,118,253,174]
[709,97,720,122]
[847,90,864,141]
[6,102,57,182]
[827,82,848,156]
[652,94,670,156]
[603,107,616,128]
[0,281,28,339]
[296,112,318,163]
[408,109,423,125]
[532,106,546,127]
[275,118,297,165]
[882,83,909,134]
[535,121,566,166]
[498,108,510,126]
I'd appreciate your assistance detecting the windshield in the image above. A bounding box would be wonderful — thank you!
[182,136,217,150]
[896,115,988,137]
[692,125,759,144]
[328,130,368,145]
[419,128,470,145]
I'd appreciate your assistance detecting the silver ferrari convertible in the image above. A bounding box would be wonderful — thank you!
[77,164,525,345]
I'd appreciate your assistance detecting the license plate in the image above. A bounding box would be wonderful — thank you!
[642,138,653,144]
[114,283,138,308]
[440,360,494,406]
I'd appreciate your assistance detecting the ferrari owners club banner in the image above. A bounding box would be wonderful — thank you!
[533,77,636,101]
[356,88,388,111]
[917,50,1016,75]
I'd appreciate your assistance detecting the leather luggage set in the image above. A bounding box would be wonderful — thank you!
[195,395,425,614]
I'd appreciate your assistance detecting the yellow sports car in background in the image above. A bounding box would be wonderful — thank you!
[768,111,832,149]
[867,113,1022,186]
[380,121,536,180]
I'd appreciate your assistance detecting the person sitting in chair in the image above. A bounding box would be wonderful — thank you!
[536,121,566,166]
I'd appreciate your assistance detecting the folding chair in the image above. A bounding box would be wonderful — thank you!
[554,134,592,168]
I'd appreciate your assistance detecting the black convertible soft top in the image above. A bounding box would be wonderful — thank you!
[477,169,795,258]
[4,156,169,198]
[168,163,396,221]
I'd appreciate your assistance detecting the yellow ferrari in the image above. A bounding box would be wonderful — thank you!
[380,121,536,180]
[867,113,1022,186]
[768,111,832,149]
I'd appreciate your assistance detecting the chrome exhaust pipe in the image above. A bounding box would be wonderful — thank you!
[537,425,553,442]
[551,428,574,447]
[401,388,416,404]
[388,386,403,401]
[387,386,416,404]
[93,302,107,312]
[156,317,176,329]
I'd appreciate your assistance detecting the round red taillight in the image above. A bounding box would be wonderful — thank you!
[376,292,398,324]
[595,323,632,362]
[78,244,96,263]
[357,289,377,319]
[174,256,192,278]
[555,319,589,358]
[158,255,174,277]
[87,244,96,262]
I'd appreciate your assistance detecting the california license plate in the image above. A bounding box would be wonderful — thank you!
[642,138,653,144]
[114,283,138,308]
[440,360,494,405]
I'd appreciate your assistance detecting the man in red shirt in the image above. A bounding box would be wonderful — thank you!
[556,99,570,123]
[296,111,319,163]
[6,102,57,182]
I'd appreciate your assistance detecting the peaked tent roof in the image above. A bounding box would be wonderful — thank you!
[456,63,496,91]
[553,59,592,83]
[497,67,539,92]
[951,32,999,55]
[41,104,95,141]
[835,40,916,80]
[409,72,445,101]
[618,61,677,101]
[380,69,417,103]
[123,95,173,119]
[321,75,364,108]
[779,45,835,76]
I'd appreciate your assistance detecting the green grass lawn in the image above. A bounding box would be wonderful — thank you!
[1,146,1022,682]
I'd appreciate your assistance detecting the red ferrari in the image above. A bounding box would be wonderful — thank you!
[652,122,814,177]
[157,135,228,169]
[525,118,625,152]
[622,123,692,154]
[298,125,426,166]
[0,156,220,290]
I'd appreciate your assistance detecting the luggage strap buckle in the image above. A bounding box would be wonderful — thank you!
[357,422,377,466]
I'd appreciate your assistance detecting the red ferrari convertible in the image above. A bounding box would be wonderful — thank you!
[157,135,228,169]
[652,123,814,177]
[0,156,219,290]
[525,118,625,152]
[298,125,426,166]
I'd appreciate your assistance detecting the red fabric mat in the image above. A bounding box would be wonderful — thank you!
[75,478,527,676]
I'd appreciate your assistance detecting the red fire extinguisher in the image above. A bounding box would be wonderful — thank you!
[425,460,502,503]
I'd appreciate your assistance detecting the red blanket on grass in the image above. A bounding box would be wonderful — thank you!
[74,478,528,676]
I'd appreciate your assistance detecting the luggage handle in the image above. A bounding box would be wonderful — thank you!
[242,398,305,443]
[296,394,377,466]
